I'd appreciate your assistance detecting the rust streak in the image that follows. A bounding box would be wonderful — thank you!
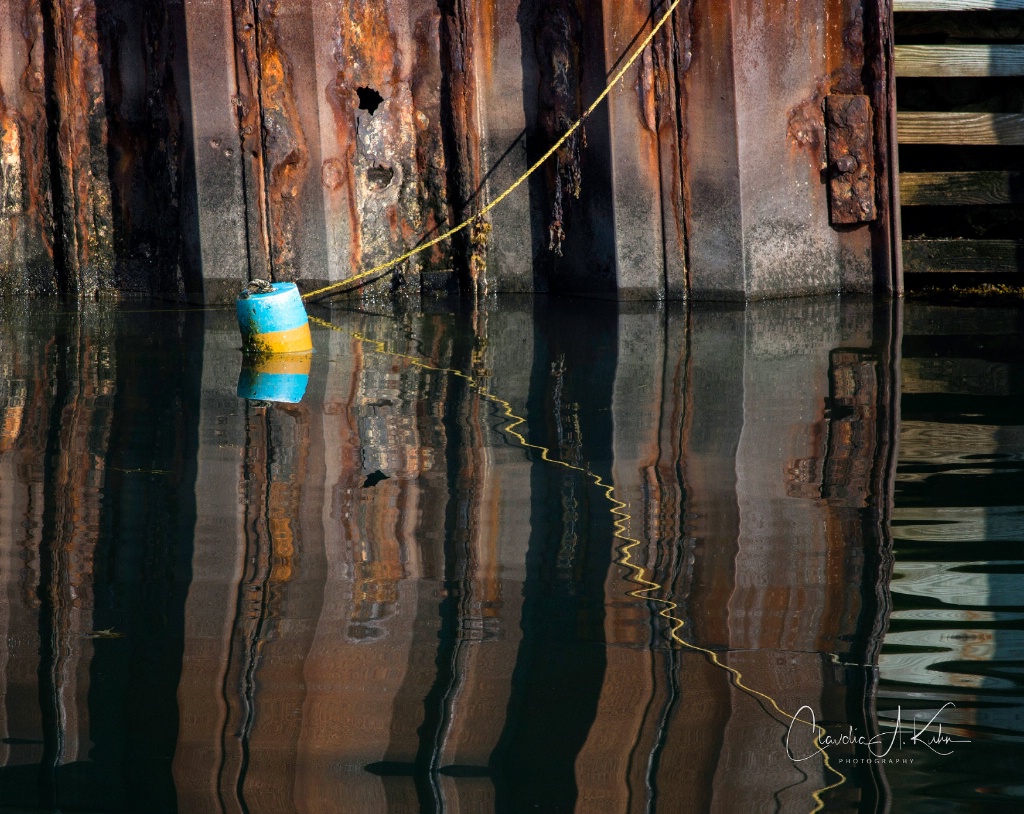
[48,0,115,293]
[411,8,450,275]
[661,0,695,287]
[440,0,486,292]
[231,0,271,279]
[254,0,308,280]
[327,0,444,285]
[479,0,497,90]
[17,0,56,266]
[787,81,828,168]
[535,0,582,258]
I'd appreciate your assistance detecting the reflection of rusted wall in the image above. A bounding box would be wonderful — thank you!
[0,305,208,809]
[0,0,896,299]
[174,306,535,811]
[0,298,902,809]
[565,299,899,811]
[0,307,118,796]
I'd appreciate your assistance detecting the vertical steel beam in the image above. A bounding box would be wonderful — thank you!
[94,1,194,296]
[592,0,676,299]
[180,0,252,301]
[245,1,328,286]
[866,0,901,295]
[464,0,536,293]
[438,0,484,294]
[684,0,886,299]
[0,0,57,293]
[309,0,355,290]
[512,0,690,298]
[319,0,450,293]
[680,1,745,298]
[229,0,273,287]
[47,0,115,295]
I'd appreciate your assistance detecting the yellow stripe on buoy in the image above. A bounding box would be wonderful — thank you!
[241,322,313,355]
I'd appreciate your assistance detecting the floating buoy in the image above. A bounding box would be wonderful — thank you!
[237,351,312,404]
[236,281,313,354]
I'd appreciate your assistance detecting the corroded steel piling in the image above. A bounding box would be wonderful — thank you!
[47,0,116,295]
[96,0,190,294]
[0,0,55,292]
[0,0,897,301]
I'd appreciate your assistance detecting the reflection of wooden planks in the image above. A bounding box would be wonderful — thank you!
[901,171,1024,205]
[903,238,1024,272]
[903,306,1021,334]
[900,421,1024,463]
[894,0,1024,9]
[903,357,1015,396]
[895,44,1024,76]
[898,112,1024,144]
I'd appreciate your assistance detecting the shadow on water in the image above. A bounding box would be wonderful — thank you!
[0,303,202,811]
[0,295,1019,811]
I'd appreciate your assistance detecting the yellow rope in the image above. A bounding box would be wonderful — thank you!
[309,314,847,809]
[301,0,683,302]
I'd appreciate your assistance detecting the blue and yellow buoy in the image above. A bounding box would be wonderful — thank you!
[237,351,312,404]
[235,281,313,355]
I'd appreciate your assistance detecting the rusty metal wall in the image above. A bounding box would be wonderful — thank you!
[0,0,57,293]
[0,0,896,300]
[683,0,897,299]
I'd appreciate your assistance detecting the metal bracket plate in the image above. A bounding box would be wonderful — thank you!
[825,94,877,225]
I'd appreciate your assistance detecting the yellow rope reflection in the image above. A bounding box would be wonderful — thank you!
[310,315,846,810]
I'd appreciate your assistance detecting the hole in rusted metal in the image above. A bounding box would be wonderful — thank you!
[366,164,394,190]
[356,86,384,115]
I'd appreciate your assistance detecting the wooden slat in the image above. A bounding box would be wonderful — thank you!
[900,171,1024,205]
[903,239,1024,273]
[894,0,1024,10]
[897,112,1024,145]
[895,45,1024,76]
[897,12,1024,40]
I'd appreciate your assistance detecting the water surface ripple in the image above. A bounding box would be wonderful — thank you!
[0,297,1019,812]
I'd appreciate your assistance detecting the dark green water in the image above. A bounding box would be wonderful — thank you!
[0,296,1019,813]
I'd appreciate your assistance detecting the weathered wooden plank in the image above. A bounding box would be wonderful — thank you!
[897,112,1024,145]
[896,11,1024,39]
[895,45,1024,76]
[900,171,1024,205]
[894,0,1024,10]
[903,239,1024,272]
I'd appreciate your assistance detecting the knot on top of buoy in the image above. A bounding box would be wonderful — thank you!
[239,278,275,298]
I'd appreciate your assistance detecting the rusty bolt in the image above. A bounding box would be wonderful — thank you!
[834,154,858,174]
